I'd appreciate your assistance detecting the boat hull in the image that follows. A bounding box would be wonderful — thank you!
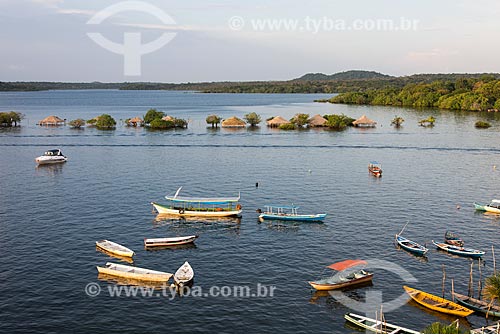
[368,168,382,177]
[433,241,485,258]
[144,235,198,248]
[259,213,327,222]
[35,157,67,165]
[474,202,500,214]
[96,262,172,282]
[344,313,421,334]
[403,285,474,317]
[174,261,194,286]
[396,235,428,256]
[96,240,134,258]
[453,292,500,317]
[151,202,242,217]
[309,274,373,291]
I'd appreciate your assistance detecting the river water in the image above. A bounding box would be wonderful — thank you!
[1,90,500,333]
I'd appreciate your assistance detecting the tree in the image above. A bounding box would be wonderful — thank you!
[206,114,221,128]
[324,114,354,130]
[0,111,24,127]
[95,114,116,129]
[391,116,405,128]
[173,118,188,128]
[149,119,173,129]
[144,108,164,124]
[483,272,500,307]
[68,119,86,128]
[87,118,97,125]
[423,322,465,334]
[279,123,296,130]
[475,120,491,128]
[291,113,310,128]
[244,112,262,127]
[8,111,24,127]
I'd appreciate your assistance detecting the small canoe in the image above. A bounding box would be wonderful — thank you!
[258,205,326,222]
[144,235,198,248]
[96,240,134,258]
[174,261,194,286]
[395,234,428,256]
[432,241,485,259]
[452,292,500,317]
[445,231,464,247]
[403,286,473,317]
[471,323,500,334]
[474,201,500,214]
[344,313,421,334]
[97,262,172,282]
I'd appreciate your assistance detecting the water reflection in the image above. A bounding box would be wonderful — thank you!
[144,243,197,252]
[35,163,64,176]
[96,246,134,264]
[394,243,429,263]
[152,214,242,236]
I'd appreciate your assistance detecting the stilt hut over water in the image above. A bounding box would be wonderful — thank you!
[221,116,246,128]
[266,116,290,128]
[309,114,328,127]
[38,115,65,126]
[352,115,377,128]
[162,115,174,121]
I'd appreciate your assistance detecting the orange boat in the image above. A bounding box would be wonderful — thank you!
[309,259,373,291]
[368,161,382,177]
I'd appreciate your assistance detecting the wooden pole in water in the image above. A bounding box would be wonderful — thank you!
[493,245,496,274]
[478,258,483,299]
[468,261,474,297]
[442,264,446,299]
[451,279,455,302]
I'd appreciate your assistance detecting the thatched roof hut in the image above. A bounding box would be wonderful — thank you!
[162,115,174,121]
[266,116,290,127]
[38,115,65,126]
[221,116,246,128]
[127,117,144,127]
[309,114,328,127]
[352,115,377,127]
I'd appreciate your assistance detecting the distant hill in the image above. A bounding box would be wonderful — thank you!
[296,70,393,81]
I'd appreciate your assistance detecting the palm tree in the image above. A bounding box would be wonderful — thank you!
[206,114,221,128]
[483,273,500,307]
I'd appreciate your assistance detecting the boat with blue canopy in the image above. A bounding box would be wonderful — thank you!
[151,187,242,217]
[258,205,326,222]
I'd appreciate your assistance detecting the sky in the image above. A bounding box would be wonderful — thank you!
[1,0,500,82]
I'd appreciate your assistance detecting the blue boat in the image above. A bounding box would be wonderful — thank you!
[395,235,428,256]
[432,241,485,259]
[258,205,326,222]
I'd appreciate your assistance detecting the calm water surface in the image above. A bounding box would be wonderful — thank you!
[1,90,500,333]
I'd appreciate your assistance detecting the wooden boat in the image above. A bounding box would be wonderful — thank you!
[471,323,500,334]
[258,205,327,222]
[432,241,485,259]
[452,292,500,317]
[368,161,382,177]
[445,231,464,247]
[144,235,198,248]
[151,187,242,217]
[35,149,67,165]
[475,200,500,214]
[309,259,373,291]
[96,262,172,282]
[395,234,428,256]
[96,240,134,258]
[403,286,474,317]
[174,261,194,286]
[344,313,421,334]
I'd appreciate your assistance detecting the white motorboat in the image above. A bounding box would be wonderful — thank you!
[35,149,67,165]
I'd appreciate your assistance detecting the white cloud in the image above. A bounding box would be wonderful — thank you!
[57,8,96,16]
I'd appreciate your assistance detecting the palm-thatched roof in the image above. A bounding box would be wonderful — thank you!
[127,116,144,126]
[221,116,246,128]
[352,115,377,127]
[309,114,328,127]
[162,115,174,121]
[38,115,65,126]
[266,116,290,127]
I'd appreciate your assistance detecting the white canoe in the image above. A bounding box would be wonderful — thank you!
[144,235,198,248]
[97,262,172,282]
[471,323,500,334]
[96,239,135,258]
[345,313,421,334]
[174,261,194,286]
[151,202,242,217]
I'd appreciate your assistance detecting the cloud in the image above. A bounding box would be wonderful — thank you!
[57,8,96,16]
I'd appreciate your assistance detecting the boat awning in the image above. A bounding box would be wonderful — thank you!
[491,199,500,204]
[165,195,240,204]
[264,205,299,209]
[328,259,367,271]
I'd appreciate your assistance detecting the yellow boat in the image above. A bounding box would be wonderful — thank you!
[403,286,473,317]
[97,262,173,282]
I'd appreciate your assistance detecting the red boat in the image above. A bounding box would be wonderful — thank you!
[368,162,382,177]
